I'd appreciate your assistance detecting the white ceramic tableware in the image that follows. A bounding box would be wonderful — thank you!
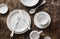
[29,0,46,14]
[30,30,43,39]
[0,4,8,14]
[10,17,21,37]
[7,9,31,37]
[19,10,31,30]
[34,11,51,29]
[20,0,39,7]
[44,36,51,39]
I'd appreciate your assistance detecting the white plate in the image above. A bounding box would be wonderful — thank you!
[20,0,39,7]
[7,9,31,34]
[34,11,51,29]
[0,4,8,14]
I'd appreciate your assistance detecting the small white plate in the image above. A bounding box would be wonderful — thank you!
[20,0,39,7]
[0,4,8,14]
[7,9,31,34]
[34,11,51,29]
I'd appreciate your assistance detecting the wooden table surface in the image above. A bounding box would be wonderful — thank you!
[0,0,60,39]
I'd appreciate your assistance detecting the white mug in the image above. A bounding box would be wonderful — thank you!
[30,30,43,39]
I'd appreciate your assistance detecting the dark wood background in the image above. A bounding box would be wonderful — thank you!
[0,0,60,39]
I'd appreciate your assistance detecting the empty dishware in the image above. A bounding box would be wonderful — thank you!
[10,16,21,37]
[30,30,43,39]
[7,9,31,37]
[0,4,8,14]
[34,11,51,29]
[20,0,39,7]
[44,36,51,39]
[29,0,46,14]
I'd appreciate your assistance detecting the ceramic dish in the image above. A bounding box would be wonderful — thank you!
[0,4,8,14]
[44,36,51,39]
[20,0,39,7]
[7,9,31,34]
[34,11,51,29]
[30,30,43,39]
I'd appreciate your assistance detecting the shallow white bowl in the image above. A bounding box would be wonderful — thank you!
[34,11,51,29]
[20,0,39,7]
[0,4,8,14]
[7,9,31,34]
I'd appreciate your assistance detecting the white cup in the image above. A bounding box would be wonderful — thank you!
[20,0,39,7]
[30,30,43,39]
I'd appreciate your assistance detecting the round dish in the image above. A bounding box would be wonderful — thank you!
[0,4,8,14]
[30,30,43,39]
[7,9,31,34]
[20,0,39,7]
[34,11,51,29]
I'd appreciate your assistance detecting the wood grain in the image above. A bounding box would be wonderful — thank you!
[0,0,60,39]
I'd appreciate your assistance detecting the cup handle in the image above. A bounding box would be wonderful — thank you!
[10,31,14,37]
[38,30,43,34]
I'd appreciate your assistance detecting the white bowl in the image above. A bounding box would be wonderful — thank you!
[0,4,8,14]
[7,9,31,34]
[34,11,51,29]
[20,0,39,7]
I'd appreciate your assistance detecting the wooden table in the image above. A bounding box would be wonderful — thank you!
[0,0,60,39]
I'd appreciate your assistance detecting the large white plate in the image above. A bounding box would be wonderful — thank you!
[7,9,31,34]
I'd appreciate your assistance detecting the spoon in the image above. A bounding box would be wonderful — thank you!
[10,16,20,37]
[29,0,46,14]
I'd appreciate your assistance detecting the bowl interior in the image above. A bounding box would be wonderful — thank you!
[0,4,8,14]
[37,13,48,25]
[30,31,39,39]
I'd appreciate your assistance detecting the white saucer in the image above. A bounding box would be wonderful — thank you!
[0,4,8,14]
[20,0,39,7]
[34,11,51,29]
[7,9,31,34]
